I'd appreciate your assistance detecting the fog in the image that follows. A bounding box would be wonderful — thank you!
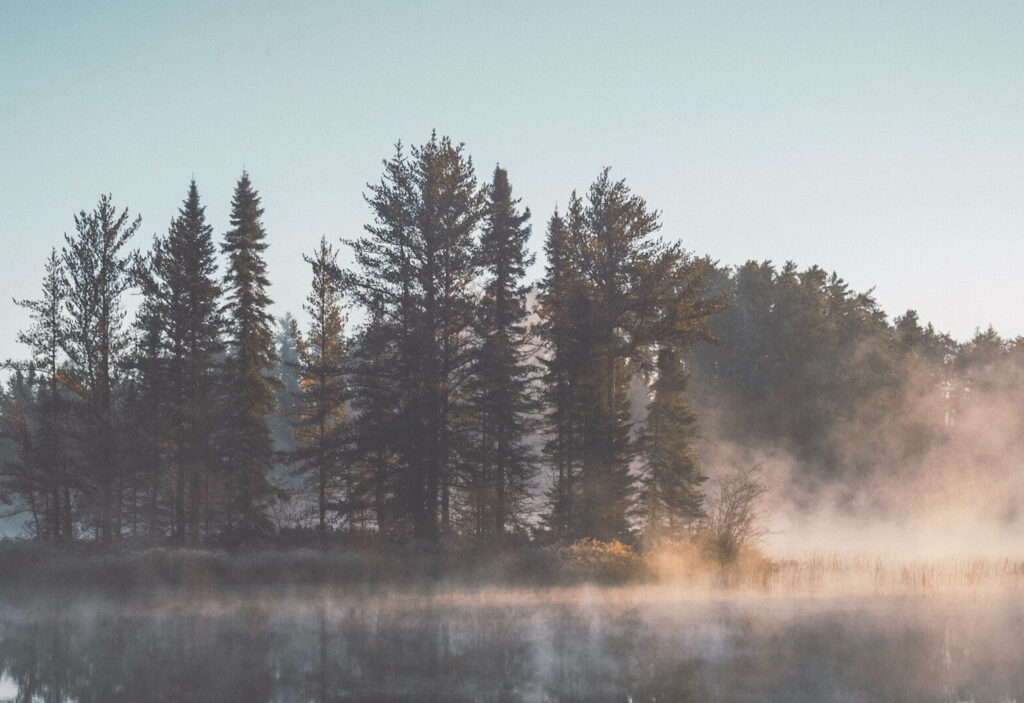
[2,586,1023,702]
[685,322,1024,562]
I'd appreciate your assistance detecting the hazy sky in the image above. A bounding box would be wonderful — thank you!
[3,0,1024,367]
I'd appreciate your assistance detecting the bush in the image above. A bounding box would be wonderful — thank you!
[701,466,769,565]
[558,538,644,583]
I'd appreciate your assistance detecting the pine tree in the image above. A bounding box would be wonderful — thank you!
[61,195,141,542]
[537,209,584,540]
[158,181,223,540]
[290,237,348,535]
[469,166,536,539]
[124,248,168,538]
[344,144,419,538]
[539,170,719,541]
[13,249,73,540]
[129,181,226,542]
[220,171,279,537]
[344,135,485,541]
[640,346,705,535]
[346,312,403,536]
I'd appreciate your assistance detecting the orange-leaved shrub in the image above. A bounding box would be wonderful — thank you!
[557,538,644,583]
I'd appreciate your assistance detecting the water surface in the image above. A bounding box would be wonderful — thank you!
[0,587,1020,702]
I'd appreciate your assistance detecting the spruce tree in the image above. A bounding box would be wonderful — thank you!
[537,209,584,539]
[469,166,536,539]
[220,171,279,537]
[290,237,348,535]
[145,180,223,541]
[640,346,705,535]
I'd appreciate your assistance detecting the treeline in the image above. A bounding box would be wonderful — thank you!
[2,133,1019,547]
[688,260,1024,514]
[0,134,720,546]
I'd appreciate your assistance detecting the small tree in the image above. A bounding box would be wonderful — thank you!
[290,237,348,536]
[701,466,768,563]
[639,346,706,536]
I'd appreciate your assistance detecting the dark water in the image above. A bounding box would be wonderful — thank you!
[0,588,1022,702]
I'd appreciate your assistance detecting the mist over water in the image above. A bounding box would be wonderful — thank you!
[1,587,1022,702]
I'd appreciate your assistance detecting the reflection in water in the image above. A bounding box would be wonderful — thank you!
[0,590,1022,702]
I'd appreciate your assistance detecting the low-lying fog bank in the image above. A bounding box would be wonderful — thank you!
[2,585,1023,702]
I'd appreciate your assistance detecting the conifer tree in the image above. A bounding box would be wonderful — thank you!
[346,312,403,536]
[640,346,705,535]
[412,135,485,537]
[539,170,718,540]
[469,166,536,539]
[537,209,584,539]
[125,250,168,538]
[344,145,418,537]
[13,249,72,540]
[220,172,279,537]
[142,181,224,541]
[344,135,485,541]
[61,195,140,542]
[290,237,348,535]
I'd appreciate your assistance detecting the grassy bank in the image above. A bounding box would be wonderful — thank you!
[2,537,1023,597]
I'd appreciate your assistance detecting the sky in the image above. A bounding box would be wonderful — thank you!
[3,0,1024,369]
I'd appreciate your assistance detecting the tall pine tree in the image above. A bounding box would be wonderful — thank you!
[147,180,223,541]
[538,209,584,540]
[220,172,279,537]
[61,195,140,542]
[469,166,536,539]
[539,170,719,540]
[344,135,485,541]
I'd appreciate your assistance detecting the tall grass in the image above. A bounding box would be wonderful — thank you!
[2,537,1023,597]
[643,538,1024,596]
[764,553,1024,596]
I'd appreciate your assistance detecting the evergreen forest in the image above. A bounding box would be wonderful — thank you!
[2,133,1018,551]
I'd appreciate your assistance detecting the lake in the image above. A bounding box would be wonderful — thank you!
[0,586,1020,702]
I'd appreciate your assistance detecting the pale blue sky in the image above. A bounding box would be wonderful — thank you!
[3,0,1024,367]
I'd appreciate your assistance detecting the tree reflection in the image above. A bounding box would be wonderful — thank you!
[0,596,1022,702]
